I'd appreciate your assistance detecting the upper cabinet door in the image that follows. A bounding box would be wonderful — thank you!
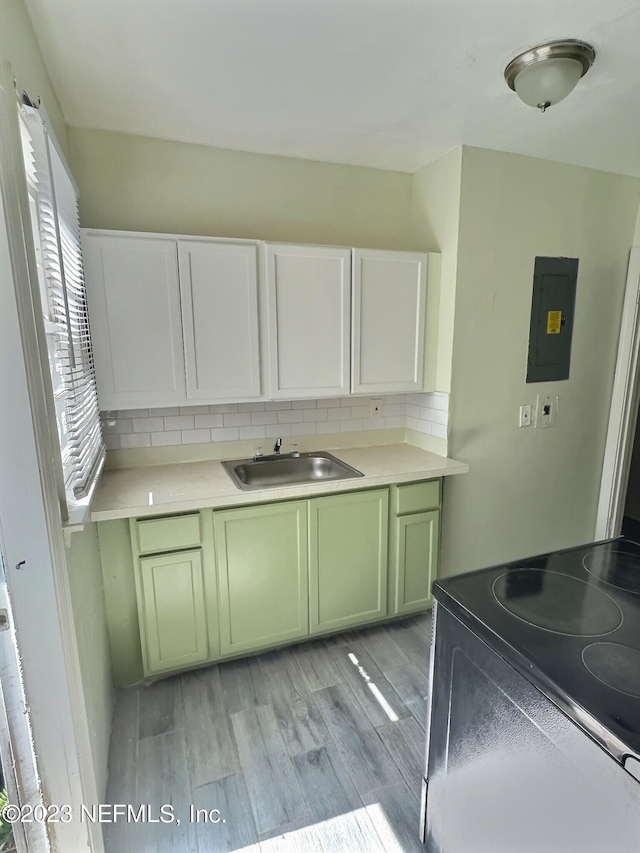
[265,243,351,398]
[352,249,427,394]
[82,233,186,410]
[178,241,262,402]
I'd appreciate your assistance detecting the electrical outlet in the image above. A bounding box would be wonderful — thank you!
[519,404,532,427]
[370,398,383,418]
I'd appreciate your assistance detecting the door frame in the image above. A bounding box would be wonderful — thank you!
[596,247,640,540]
[0,527,45,853]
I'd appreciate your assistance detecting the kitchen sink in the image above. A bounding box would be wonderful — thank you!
[222,451,364,491]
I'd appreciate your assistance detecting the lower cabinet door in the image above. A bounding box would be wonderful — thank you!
[391,510,439,615]
[214,501,309,656]
[309,489,388,634]
[138,549,209,676]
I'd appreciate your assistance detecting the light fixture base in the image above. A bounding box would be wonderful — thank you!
[505,40,595,93]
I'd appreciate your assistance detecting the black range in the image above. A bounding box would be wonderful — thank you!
[433,536,640,763]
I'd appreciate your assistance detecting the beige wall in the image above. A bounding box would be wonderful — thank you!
[411,148,462,392]
[0,0,68,152]
[441,146,640,577]
[634,200,640,246]
[68,127,414,248]
[65,523,113,798]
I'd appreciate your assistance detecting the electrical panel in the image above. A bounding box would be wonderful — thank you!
[526,256,578,383]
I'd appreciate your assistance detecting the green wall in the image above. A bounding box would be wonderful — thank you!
[634,202,640,245]
[0,0,68,152]
[68,126,415,248]
[65,523,114,798]
[68,127,640,588]
[97,520,144,687]
[411,148,462,392]
[440,146,640,577]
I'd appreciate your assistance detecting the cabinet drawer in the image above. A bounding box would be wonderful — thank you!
[393,480,440,515]
[135,513,201,554]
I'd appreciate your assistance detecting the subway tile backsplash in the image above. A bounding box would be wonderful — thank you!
[101,392,449,450]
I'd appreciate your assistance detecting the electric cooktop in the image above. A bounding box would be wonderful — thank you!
[434,537,640,764]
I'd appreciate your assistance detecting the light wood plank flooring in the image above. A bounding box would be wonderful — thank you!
[104,613,431,853]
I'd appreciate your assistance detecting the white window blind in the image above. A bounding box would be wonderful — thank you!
[19,104,105,520]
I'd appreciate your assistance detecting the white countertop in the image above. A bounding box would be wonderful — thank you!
[90,443,469,522]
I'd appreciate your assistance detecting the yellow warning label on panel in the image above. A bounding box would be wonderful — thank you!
[547,311,562,335]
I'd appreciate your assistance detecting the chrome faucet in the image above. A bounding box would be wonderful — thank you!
[252,438,300,462]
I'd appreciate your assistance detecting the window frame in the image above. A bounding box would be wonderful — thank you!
[19,103,104,526]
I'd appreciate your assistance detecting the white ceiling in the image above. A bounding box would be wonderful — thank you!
[23,0,640,176]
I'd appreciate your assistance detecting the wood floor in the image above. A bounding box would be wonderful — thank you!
[104,613,432,853]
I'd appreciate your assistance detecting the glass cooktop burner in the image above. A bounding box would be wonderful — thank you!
[582,643,640,698]
[493,569,623,636]
[583,549,640,594]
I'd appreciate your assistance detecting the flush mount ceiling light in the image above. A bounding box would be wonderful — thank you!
[505,39,595,112]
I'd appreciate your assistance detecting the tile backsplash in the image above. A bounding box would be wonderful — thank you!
[101,392,449,451]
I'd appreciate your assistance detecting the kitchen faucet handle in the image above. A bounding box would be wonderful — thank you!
[273,437,282,454]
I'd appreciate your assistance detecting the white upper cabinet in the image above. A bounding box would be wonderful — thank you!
[265,243,351,399]
[177,241,262,401]
[83,231,263,410]
[83,234,186,410]
[352,249,427,394]
[84,230,432,413]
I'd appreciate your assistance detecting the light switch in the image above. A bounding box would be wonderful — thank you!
[539,395,558,429]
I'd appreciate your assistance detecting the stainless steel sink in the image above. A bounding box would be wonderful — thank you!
[222,451,364,491]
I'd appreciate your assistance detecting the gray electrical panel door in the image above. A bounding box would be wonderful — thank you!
[526,256,578,383]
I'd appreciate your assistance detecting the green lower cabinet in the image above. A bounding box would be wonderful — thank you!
[309,489,389,634]
[390,509,439,615]
[113,482,442,682]
[214,501,309,656]
[137,548,210,676]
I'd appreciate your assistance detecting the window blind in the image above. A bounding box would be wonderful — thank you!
[19,104,105,517]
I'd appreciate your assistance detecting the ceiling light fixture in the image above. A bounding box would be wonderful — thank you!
[504,39,595,112]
